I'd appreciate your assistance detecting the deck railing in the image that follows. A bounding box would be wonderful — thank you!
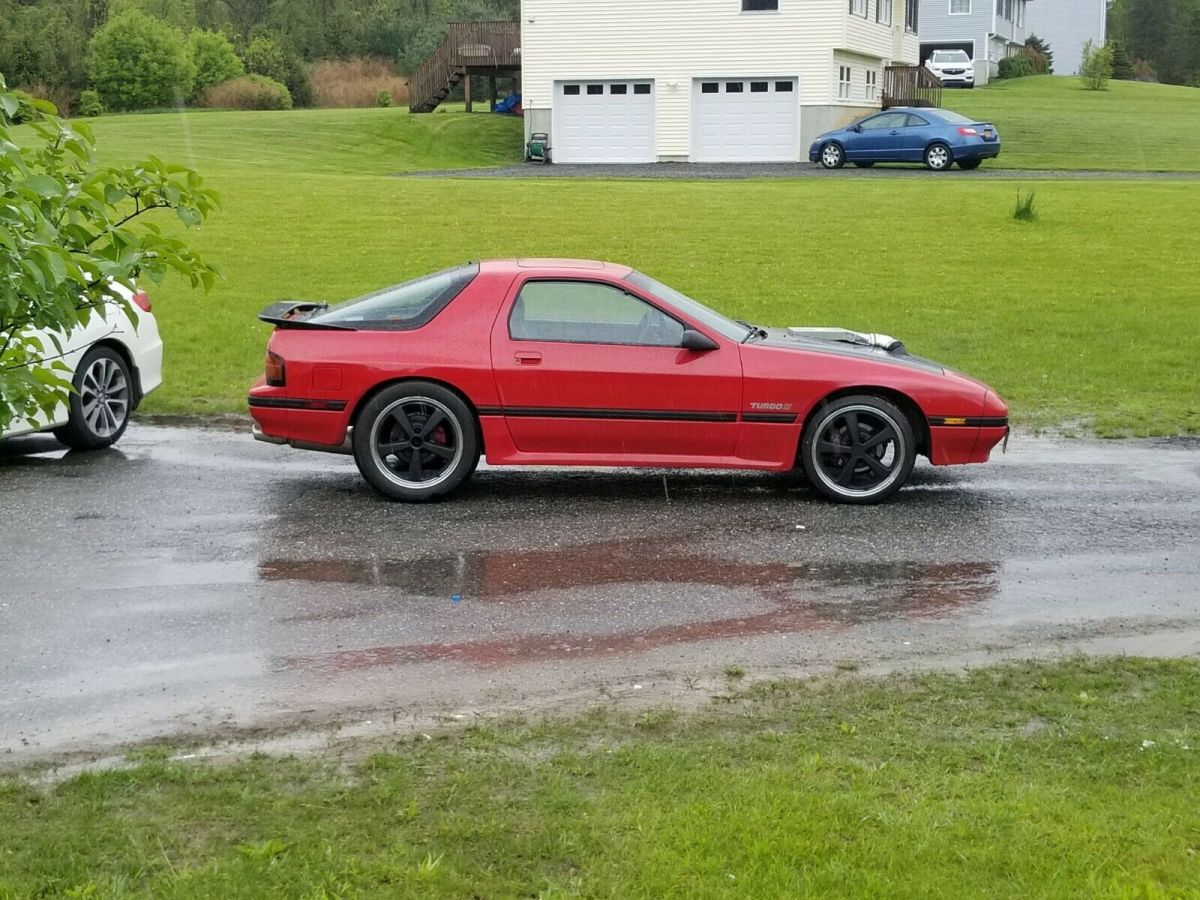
[882,65,943,110]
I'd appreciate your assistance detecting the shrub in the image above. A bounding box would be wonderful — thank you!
[309,57,409,108]
[188,30,243,99]
[1133,59,1158,83]
[1080,39,1113,91]
[88,11,195,110]
[1108,39,1135,80]
[77,88,104,117]
[242,36,289,83]
[14,82,74,116]
[1025,34,1054,73]
[198,74,293,110]
[997,55,1034,79]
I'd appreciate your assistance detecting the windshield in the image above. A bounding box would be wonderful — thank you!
[309,264,478,330]
[932,51,970,63]
[623,271,752,342]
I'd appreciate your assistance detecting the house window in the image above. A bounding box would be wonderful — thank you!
[849,0,868,16]
[563,84,581,96]
[751,81,769,92]
[775,80,794,91]
[701,82,720,94]
[905,0,918,31]
[877,0,892,24]
[838,66,852,99]
[1016,0,1025,25]
[634,83,652,94]
[1004,0,1013,19]
[726,82,745,92]
[865,69,878,100]
[742,0,779,10]
[610,83,628,95]
[949,0,970,13]
[587,84,604,95]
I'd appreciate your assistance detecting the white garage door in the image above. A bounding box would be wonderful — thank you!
[692,78,799,163]
[553,81,656,164]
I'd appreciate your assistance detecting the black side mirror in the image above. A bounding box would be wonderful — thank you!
[851,124,863,133]
[681,329,719,352]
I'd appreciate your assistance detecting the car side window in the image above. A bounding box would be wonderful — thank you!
[905,114,931,127]
[860,112,907,130]
[510,280,686,347]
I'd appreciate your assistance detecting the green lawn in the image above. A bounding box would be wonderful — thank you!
[950,76,1200,171]
[3,658,1198,897]
[73,105,1200,436]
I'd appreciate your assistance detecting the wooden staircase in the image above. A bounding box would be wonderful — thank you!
[409,21,521,114]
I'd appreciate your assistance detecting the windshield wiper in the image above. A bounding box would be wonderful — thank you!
[737,320,768,343]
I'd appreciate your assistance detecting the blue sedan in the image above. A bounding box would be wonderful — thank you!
[809,108,1001,171]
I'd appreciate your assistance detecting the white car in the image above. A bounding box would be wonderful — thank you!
[1,285,163,449]
[925,50,976,88]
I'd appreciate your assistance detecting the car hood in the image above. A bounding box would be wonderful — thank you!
[752,327,947,375]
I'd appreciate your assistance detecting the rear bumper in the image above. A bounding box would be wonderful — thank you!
[956,141,1001,161]
[252,421,353,455]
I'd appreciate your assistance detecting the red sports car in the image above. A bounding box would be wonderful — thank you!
[249,259,1008,504]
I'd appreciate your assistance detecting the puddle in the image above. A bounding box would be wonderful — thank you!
[265,541,998,671]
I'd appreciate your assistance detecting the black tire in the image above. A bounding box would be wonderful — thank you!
[957,158,983,170]
[352,381,479,502]
[819,142,845,169]
[853,161,875,168]
[924,142,953,171]
[54,345,133,450]
[799,394,917,504]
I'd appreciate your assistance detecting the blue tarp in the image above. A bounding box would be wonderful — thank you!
[494,93,521,115]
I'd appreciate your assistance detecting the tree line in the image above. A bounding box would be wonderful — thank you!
[1109,0,1200,86]
[0,0,519,109]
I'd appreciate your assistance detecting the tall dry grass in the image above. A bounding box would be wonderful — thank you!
[310,57,410,108]
[17,83,75,116]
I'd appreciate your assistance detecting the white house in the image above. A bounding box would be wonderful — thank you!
[916,0,1032,84]
[519,0,921,164]
[1025,0,1107,75]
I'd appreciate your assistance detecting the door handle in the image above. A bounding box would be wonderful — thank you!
[514,352,542,365]
[889,130,900,134]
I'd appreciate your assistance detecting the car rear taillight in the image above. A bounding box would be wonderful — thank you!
[957,127,979,136]
[265,351,286,386]
[132,290,152,312]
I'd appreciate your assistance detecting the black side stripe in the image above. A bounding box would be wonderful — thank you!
[928,416,1009,428]
[743,413,799,424]
[477,406,800,424]
[249,396,347,411]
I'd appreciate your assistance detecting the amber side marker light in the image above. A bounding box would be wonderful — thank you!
[943,417,968,426]
[265,351,286,386]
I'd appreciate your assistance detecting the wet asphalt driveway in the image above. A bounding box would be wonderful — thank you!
[2,424,1199,765]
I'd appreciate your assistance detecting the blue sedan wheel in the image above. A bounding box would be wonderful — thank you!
[820,142,846,169]
[924,142,952,171]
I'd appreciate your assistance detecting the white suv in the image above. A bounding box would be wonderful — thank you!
[925,50,976,88]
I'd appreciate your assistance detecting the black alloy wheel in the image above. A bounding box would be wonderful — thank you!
[801,395,916,504]
[353,381,479,502]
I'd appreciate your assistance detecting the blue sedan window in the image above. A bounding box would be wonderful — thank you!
[905,114,931,127]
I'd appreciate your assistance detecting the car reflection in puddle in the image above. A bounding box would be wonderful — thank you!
[261,541,998,673]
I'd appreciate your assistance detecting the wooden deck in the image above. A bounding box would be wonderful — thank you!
[882,65,943,110]
[409,21,521,114]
